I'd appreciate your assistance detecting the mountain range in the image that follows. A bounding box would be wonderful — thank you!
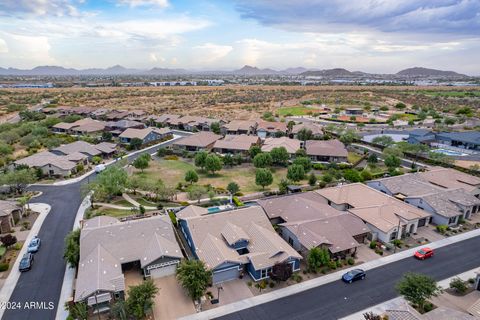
[0,65,470,78]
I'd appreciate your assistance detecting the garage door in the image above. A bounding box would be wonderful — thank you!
[212,268,240,284]
[149,264,177,278]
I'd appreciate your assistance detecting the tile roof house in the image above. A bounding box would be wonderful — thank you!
[119,127,172,145]
[221,120,258,135]
[305,139,348,163]
[261,137,302,155]
[74,215,183,309]
[150,114,182,127]
[367,172,480,226]
[291,122,323,139]
[172,131,222,152]
[316,183,431,243]
[417,167,480,196]
[168,116,223,132]
[257,121,287,139]
[105,120,145,135]
[0,200,23,234]
[407,129,435,144]
[434,131,480,151]
[212,135,260,155]
[257,192,370,258]
[13,151,86,177]
[52,118,107,136]
[177,205,302,284]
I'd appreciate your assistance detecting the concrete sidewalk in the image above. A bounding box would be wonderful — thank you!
[340,267,480,320]
[180,228,480,320]
[0,203,51,320]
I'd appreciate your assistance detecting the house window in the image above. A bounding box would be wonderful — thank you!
[288,237,294,246]
[390,231,398,240]
[449,216,457,224]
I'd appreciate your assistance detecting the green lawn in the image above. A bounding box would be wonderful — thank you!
[133,159,304,193]
[110,198,134,207]
[277,106,325,116]
[347,152,363,164]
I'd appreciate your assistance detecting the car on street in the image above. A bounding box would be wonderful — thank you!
[19,253,34,272]
[27,236,41,253]
[414,247,434,260]
[342,269,366,283]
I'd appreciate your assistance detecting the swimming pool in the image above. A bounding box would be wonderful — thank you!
[431,148,467,157]
[207,206,221,213]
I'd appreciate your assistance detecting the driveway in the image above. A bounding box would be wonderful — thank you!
[153,275,195,320]
[205,279,253,310]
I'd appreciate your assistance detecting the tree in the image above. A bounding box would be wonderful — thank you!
[110,301,127,320]
[223,154,234,167]
[205,154,222,174]
[125,279,159,319]
[372,135,395,147]
[63,229,80,268]
[287,164,305,182]
[428,151,454,165]
[133,156,149,172]
[249,145,262,159]
[449,277,468,294]
[176,260,212,301]
[307,247,330,272]
[308,173,317,186]
[95,165,128,200]
[227,182,240,195]
[194,151,208,170]
[127,175,143,195]
[67,302,88,320]
[0,234,17,248]
[278,178,289,194]
[395,102,407,110]
[293,157,311,171]
[339,129,359,145]
[185,170,199,184]
[287,120,295,131]
[297,128,313,142]
[361,169,373,181]
[384,154,401,170]
[187,185,207,203]
[270,147,289,166]
[129,137,143,150]
[102,131,113,142]
[255,168,273,189]
[396,273,441,312]
[253,152,273,168]
[210,122,221,134]
[367,154,378,165]
[344,169,363,182]
[0,169,37,194]
[295,148,307,158]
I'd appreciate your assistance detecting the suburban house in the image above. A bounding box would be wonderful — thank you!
[105,120,145,136]
[119,127,172,145]
[367,173,480,226]
[212,135,260,155]
[74,215,183,312]
[434,131,480,151]
[150,114,182,127]
[257,121,288,139]
[177,205,302,284]
[172,131,222,152]
[52,141,116,160]
[52,118,107,136]
[90,108,110,119]
[168,116,223,132]
[257,192,370,258]
[261,137,301,156]
[316,184,431,243]
[0,200,23,234]
[290,123,323,139]
[105,110,130,121]
[305,139,348,163]
[221,120,258,135]
[406,129,435,145]
[13,151,86,177]
[417,167,480,197]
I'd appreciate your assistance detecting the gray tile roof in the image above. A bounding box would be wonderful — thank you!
[173,131,222,148]
[0,200,20,217]
[213,135,259,151]
[305,139,348,157]
[53,141,102,157]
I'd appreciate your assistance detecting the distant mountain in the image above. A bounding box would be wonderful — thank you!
[146,67,188,75]
[300,68,364,77]
[233,65,279,75]
[396,67,467,78]
[281,67,310,74]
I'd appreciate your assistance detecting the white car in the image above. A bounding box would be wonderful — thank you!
[95,164,106,173]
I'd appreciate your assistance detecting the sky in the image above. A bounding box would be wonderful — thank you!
[0,0,479,74]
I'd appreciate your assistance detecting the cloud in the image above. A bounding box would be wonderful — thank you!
[0,38,7,53]
[0,32,55,67]
[193,43,233,63]
[0,0,84,17]
[117,0,169,8]
[235,0,480,36]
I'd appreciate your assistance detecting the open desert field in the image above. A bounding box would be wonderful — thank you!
[1,85,479,121]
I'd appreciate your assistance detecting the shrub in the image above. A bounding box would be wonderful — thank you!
[375,249,384,255]
[450,277,468,294]
[347,258,355,265]
[436,225,448,234]
[328,260,337,270]
[423,302,434,312]
[168,211,177,226]
[392,239,403,248]
[232,196,244,207]
[313,163,326,170]
[164,155,179,161]
[0,263,9,272]
[369,240,377,249]
[269,281,275,288]
[336,260,342,268]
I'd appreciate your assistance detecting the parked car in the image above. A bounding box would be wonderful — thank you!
[95,164,106,173]
[342,269,366,283]
[19,253,34,272]
[414,247,434,260]
[27,236,41,253]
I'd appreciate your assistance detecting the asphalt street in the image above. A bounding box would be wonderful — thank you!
[218,235,480,320]
[2,136,185,320]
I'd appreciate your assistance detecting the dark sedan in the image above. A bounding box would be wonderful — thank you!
[342,269,366,283]
[19,253,34,272]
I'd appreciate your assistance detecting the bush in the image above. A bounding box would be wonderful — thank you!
[313,163,326,170]
[232,196,244,207]
[450,277,468,294]
[164,155,179,160]
[269,281,275,288]
[0,263,9,272]
[392,239,403,248]
[336,260,342,268]
[369,240,377,249]
[375,249,384,255]
[347,258,355,265]
[423,302,434,312]
[328,260,337,270]
[436,225,448,234]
